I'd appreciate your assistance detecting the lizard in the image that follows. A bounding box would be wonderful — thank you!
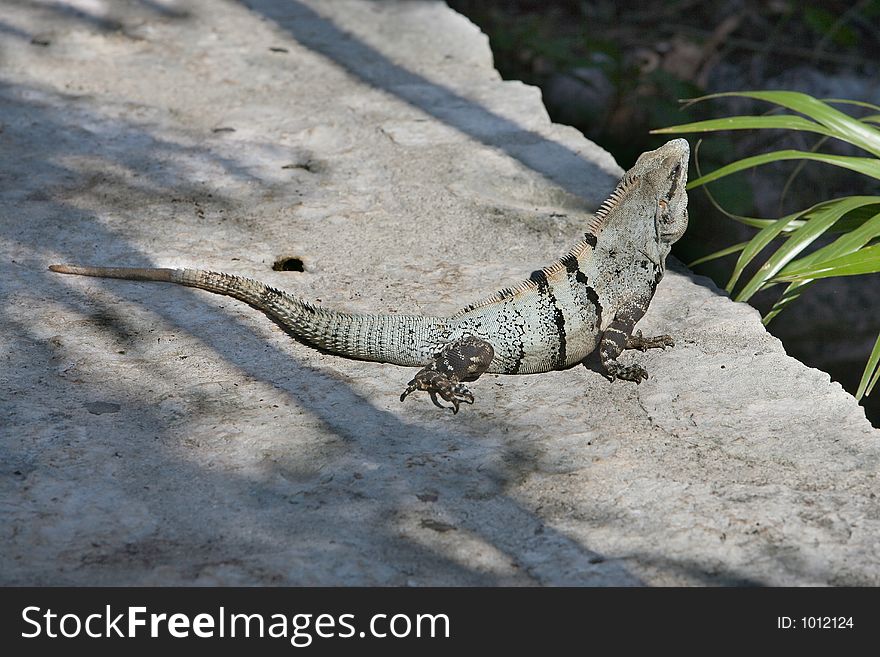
[49,138,689,414]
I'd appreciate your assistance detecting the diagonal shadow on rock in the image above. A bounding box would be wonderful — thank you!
[239,0,620,202]
[1,4,647,585]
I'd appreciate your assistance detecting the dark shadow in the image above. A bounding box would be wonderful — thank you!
[1,0,192,46]
[0,20,33,41]
[14,0,124,32]
[133,0,190,19]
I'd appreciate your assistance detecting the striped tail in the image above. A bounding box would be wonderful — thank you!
[48,265,446,366]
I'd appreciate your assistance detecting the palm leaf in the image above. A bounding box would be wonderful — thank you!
[857,332,880,400]
[772,244,880,281]
[687,241,749,268]
[725,212,798,292]
[764,208,880,321]
[651,115,835,137]
[778,208,880,274]
[658,91,880,407]
[763,281,814,324]
[735,197,874,300]
[687,150,880,188]
[825,98,880,114]
[678,91,880,158]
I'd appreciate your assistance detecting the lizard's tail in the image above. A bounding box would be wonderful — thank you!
[49,264,445,366]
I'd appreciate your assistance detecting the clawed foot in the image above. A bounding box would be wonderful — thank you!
[399,335,494,414]
[604,361,649,383]
[625,330,674,352]
[400,370,475,414]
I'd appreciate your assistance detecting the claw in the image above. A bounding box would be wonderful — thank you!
[428,391,444,410]
[399,335,494,413]
[606,362,649,383]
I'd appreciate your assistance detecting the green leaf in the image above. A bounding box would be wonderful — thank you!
[689,141,880,232]
[825,99,880,114]
[761,199,879,323]
[772,244,880,281]
[687,241,749,267]
[726,212,802,293]
[828,202,880,232]
[736,197,873,299]
[778,206,880,274]
[657,91,880,405]
[687,150,880,189]
[651,115,834,137]
[692,178,769,228]
[857,332,880,400]
[679,91,880,158]
[706,200,880,233]
[763,281,814,324]
[689,139,770,229]
[780,136,829,209]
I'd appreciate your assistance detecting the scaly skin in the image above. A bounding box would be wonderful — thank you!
[50,139,690,413]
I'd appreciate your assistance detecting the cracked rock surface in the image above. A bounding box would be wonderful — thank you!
[1,0,877,586]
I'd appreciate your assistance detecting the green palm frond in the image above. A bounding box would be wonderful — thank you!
[654,91,880,401]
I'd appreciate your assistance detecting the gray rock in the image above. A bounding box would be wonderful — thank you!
[0,0,877,586]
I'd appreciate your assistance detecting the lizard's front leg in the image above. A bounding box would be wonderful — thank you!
[598,316,673,383]
[400,335,494,414]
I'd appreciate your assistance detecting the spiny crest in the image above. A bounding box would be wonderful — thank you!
[455,279,543,315]
[586,171,637,235]
[556,171,637,262]
[454,172,637,316]
[597,172,636,218]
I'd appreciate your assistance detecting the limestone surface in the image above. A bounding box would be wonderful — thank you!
[1,0,877,586]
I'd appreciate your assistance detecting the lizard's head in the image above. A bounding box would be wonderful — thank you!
[630,138,690,246]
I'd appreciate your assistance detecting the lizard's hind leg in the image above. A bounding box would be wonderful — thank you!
[400,335,495,414]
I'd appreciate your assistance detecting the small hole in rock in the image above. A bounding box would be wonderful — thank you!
[273,257,305,272]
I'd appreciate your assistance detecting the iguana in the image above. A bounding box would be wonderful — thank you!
[50,138,689,413]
